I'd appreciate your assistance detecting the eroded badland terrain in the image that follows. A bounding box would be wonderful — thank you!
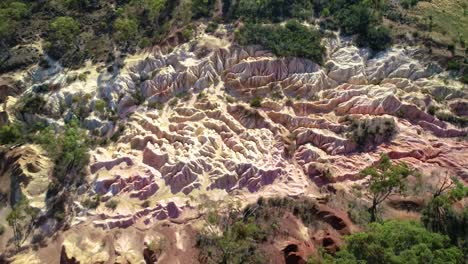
[0,0,467,263]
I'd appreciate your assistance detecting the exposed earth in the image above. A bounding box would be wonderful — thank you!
[0,1,467,263]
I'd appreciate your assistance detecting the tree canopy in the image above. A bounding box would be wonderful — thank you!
[360,154,411,222]
[327,220,464,264]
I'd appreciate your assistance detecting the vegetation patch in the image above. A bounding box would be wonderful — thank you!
[346,117,397,151]
[236,20,325,64]
[324,220,464,264]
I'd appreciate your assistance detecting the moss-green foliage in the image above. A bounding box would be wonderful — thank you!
[196,196,322,264]
[196,196,267,264]
[421,177,468,256]
[360,154,411,222]
[191,0,215,19]
[47,16,81,59]
[0,123,22,145]
[7,195,39,249]
[233,0,391,55]
[114,17,139,44]
[334,3,391,51]
[347,117,396,151]
[236,20,324,64]
[82,195,100,209]
[326,220,464,264]
[205,21,218,33]
[196,217,267,264]
[249,97,262,108]
[233,0,313,21]
[49,16,80,46]
[435,110,468,128]
[105,199,119,210]
[0,1,29,44]
[401,0,421,9]
[357,25,392,51]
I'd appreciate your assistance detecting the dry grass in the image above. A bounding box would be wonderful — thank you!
[409,0,467,49]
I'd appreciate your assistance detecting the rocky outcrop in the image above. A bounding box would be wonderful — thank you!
[0,145,51,209]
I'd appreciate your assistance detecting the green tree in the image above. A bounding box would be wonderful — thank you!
[7,195,38,250]
[195,195,266,264]
[360,154,411,222]
[336,4,375,36]
[359,25,392,51]
[0,123,22,145]
[49,16,80,46]
[114,17,138,46]
[421,175,468,253]
[0,1,29,44]
[327,221,464,264]
[236,20,324,64]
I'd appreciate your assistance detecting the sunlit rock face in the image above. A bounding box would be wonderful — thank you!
[82,36,467,233]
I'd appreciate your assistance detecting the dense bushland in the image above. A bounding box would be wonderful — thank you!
[323,220,464,264]
[346,117,397,151]
[236,20,324,64]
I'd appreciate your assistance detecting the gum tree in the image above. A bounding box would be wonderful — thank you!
[360,154,411,222]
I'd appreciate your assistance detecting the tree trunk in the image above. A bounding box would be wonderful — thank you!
[369,205,377,222]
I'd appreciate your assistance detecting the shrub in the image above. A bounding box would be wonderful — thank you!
[358,25,392,51]
[421,177,468,251]
[49,16,80,45]
[83,195,100,209]
[205,22,218,33]
[327,221,464,264]
[114,17,138,44]
[360,154,411,222]
[249,97,262,108]
[0,123,22,145]
[336,4,379,36]
[105,200,119,210]
[347,117,397,151]
[401,0,420,9]
[447,60,461,71]
[234,0,313,22]
[461,74,468,84]
[435,110,468,128]
[0,1,29,44]
[236,20,324,64]
[94,99,107,113]
[191,0,215,19]
[427,105,438,115]
[0,224,4,236]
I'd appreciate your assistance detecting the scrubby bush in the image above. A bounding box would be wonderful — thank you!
[114,17,138,45]
[360,154,411,222]
[435,110,468,128]
[205,22,218,33]
[234,0,313,22]
[326,221,464,264]
[105,199,119,210]
[0,123,22,145]
[236,20,324,64]
[336,4,375,36]
[358,25,392,51]
[447,59,461,71]
[83,195,100,209]
[347,117,397,151]
[249,97,262,108]
[0,1,29,44]
[49,16,80,45]
[191,0,215,19]
[401,0,420,9]
[94,99,107,113]
[422,176,468,252]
